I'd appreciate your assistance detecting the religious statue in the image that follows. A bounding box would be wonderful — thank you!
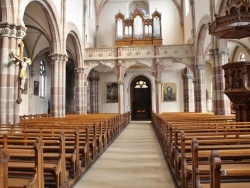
[9,41,32,104]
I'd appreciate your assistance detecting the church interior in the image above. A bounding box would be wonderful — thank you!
[1,0,250,187]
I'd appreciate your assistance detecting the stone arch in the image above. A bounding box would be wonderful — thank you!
[215,0,227,16]
[0,0,9,22]
[129,74,153,120]
[66,21,83,68]
[25,0,61,53]
[228,39,250,57]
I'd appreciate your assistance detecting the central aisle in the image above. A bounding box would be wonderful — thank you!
[74,121,175,188]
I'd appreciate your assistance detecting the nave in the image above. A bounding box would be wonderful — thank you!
[74,121,175,188]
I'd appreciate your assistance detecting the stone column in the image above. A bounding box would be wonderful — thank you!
[49,53,68,117]
[152,59,164,114]
[75,68,84,114]
[88,70,99,113]
[118,79,124,114]
[114,60,127,114]
[155,79,162,114]
[83,80,88,114]
[182,68,194,112]
[0,25,10,124]
[194,64,207,112]
[0,24,26,124]
[210,48,231,115]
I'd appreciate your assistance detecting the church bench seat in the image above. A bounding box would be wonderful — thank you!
[0,138,44,188]
[182,139,250,188]
[2,134,68,188]
[207,150,250,188]
[152,112,250,188]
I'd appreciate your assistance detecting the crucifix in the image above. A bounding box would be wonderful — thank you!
[9,41,32,104]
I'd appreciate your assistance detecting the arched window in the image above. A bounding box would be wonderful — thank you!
[134,81,148,88]
[239,52,246,62]
[39,60,45,97]
[185,0,190,16]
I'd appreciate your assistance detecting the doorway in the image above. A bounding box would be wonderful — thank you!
[131,76,152,120]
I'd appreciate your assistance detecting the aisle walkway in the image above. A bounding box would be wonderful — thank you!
[74,121,175,188]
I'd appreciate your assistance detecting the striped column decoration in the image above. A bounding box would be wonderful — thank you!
[88,70,99,113]
[75,68,84,114]
[118,79,124,114]
[182,68,194,112]
[210,48,231,115]
[194,64,207,113]
[49,53,67,117]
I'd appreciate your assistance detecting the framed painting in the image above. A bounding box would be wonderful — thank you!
[162,83,176,102]
[21,78,28,94]
[34,81,39,96]
[106,82,118,103]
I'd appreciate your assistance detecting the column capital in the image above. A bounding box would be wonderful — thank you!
[196,64,206,70]
[117,79,124,85]
[209,48,229,58]
[155,79,162,84]
[49,53,68,63]
[74,68,84,74]
[16,25,27,39]
[0,26,10,37]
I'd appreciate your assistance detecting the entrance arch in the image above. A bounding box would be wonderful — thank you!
[130,76,152,120]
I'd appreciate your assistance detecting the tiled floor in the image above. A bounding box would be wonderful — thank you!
[73,121,175,188]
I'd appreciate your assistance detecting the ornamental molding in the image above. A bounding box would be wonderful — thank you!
[85,45,194,61]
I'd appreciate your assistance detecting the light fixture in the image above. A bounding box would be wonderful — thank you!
[134,81,148,88]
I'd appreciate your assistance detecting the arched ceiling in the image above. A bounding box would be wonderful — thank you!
[23,2,51,60]
[95,0,182,26]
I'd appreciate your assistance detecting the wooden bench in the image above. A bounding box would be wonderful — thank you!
[209,150,250,188]
[151,112,250,188]
[1,134,68,188]
[1,138,44,188]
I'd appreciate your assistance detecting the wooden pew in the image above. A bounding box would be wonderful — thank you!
[189,139,250,188]
[1,112,130,187]
[1,134,68,188]
[3,138,44,188]
[209,150,250,188]
[151,112,250,188]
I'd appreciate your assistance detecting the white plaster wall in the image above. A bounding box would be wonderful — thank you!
[161,71,184,112]
[19,54,51,116]
[98,72,119,113]
[66,0,83,39]
[97,0,183,47]
[86,0,97,47]
[148,0,183,44]
[52,0,61,20]
[194,0,209,38]
[233,46,250,62]
[183,1,193,44]
[97,2,127,47]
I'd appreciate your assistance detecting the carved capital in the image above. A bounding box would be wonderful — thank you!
[74,68,84,74]
[155,79,162,84]
[117,79,124,85]
[196,64,206,70]
[209,48,229,58]
[0,27,10,37]
[49,53,68,64]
